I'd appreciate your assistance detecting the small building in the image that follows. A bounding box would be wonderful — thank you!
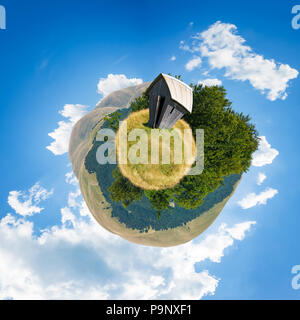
[145,73,193,129]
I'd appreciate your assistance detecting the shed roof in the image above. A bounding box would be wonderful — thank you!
[146,73,193,113]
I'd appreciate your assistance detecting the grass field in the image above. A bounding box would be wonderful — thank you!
[116,109,196,190]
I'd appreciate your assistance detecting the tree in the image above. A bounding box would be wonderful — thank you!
[108,167,143,207]
[103,111,122,131]
[108,84,259,214]
[131,93,148,112]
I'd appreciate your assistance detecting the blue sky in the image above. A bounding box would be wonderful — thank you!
[0,0,300,299]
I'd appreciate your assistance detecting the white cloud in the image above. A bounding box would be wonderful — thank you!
[0,180,256,299]
[238,187,278,209]
[179,40,192,52]
[198,78,222,87]
[185,56,202,71]
[170,55,176,61]
[65,172,89,217]
[46,104,90,156]
[252,136,279,167]
[7,183,53,217]
[97,74,143,97]
[226,221,256,240]
[183,21,298,100]
[257,172,267,186]
[65,171,78,186]
[61,207,76,226]
[47,74,144,157]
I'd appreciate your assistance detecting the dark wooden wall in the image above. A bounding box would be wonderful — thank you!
[147,78,185,129]
[158,102,186,129]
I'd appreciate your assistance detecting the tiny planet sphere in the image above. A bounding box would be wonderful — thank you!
[69,83,241,247]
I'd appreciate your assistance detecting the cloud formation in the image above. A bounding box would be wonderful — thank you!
[46,104,90,156]
[181,21,298,100]
[257,172,267,186]
[7,183,53,217]
[252,136,279,167]
[0,177,256,299]
[198,78,222,87]
[185,56,202,71]
[47,74,143,156]
[97,74,143,97]
[0,213,255,299]
[65,171,78,186]
[238,187,278,209]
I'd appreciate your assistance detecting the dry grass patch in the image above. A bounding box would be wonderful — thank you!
[116,109,196,190]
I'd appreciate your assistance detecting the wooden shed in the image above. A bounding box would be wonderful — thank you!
[145,73,193,129]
